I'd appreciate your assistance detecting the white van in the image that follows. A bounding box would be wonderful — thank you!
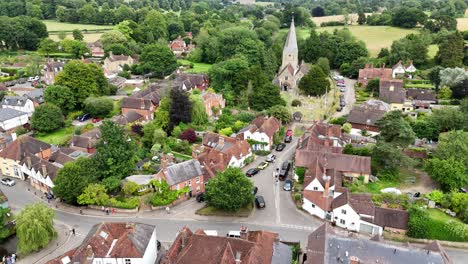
[227,231,241,238]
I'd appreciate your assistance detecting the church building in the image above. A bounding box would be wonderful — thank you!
[274,18,309,91]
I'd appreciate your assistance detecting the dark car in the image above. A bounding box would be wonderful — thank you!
[77,113,91,122]
[279,161,291,180]
[283,179,293,191]
[196,192,205,202]
[255,196,266,209]
[246,168,260,177]
[276,143,286,151]
[284,135,292,143]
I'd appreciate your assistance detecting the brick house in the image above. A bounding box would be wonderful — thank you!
[201,91,225,117]
[154,158,205,199]
[47,222,159,264]
[42,61,64,85]
[70,128,101,154]
[103,52,135,76]
[87,40,105,57]
[358,64,392,86]
[168,35,194,57]
[162,226,292,264]
[346,100,390,134]
[121,84,162,121]
[173,73,210,91]
[237,116,281,151]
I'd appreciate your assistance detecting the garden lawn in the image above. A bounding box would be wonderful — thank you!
[42,20,113,32]
[425,209,467,242]
[290,26,418,57]
[196,203,253,217]
[427,208,463,223]
[35,126,75,145]
[178,59,213,73]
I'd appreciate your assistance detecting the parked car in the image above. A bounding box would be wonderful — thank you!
[276,143,286,151]
[266,154,276,162]
[283,179,293,191]
[284,135,292,143]
[340,86,346,92]
[340,101,346,107]
[77,113,91,122]
[196,192,205,202]
[255,196,266,209]
[0,178,15,186]
[246,168,260,177]
[279,161,291,180]
[92,118,102,123]
[257,161,269,170]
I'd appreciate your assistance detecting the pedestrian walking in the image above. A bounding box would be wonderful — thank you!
[106,208,109,215]
[72,228,75,236]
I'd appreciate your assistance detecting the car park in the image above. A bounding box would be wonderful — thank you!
[276,143,286,151]
[283,179,293,191]
[255,196,266,209]
[279,161,291,180]
[246,168,260,177]
[266,154,276,162]
[257,161,269,170]
[1,178,15,186]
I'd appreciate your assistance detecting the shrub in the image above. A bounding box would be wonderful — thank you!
[31,104,64,132]
[14,127,27,136]
[83,97,114,118]
[329,117,347,125]
[291,99,302,107]
[426,190,444,204]
[180,128,197,143]
[245,156,254,165]
[108,196,139,209]
[407,207,430,238]
[294,193,301,201]
[253,150,270,156]
[295,167,306,184]
[372,193,410,209]
[219,127,233,136]
[445,220,468,241]
[321,21,345,27]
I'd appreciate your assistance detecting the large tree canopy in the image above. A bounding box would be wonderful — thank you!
[298,65,330,96]
[31,103,64,132]
[139,44,178,78]
[376,110,416,147]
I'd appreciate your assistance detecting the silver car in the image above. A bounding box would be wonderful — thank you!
[1,178,15,186]
[266,154,276,162]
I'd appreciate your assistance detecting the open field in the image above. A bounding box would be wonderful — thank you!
[457,17,468,31]
[42,20,113,32]
[178,59,213,73]
[311,13,372,26]
[49,33,103,43]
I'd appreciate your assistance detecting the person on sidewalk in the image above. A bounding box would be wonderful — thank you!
[72,228,75,236]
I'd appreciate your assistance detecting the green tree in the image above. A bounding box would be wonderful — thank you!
[0,207,12,240]
[376,111,415,147]
[189,93,208,126]
[366,78,380,95]
[440,67,467,88]
[298,65,330,96]
[153,128,167,145]
[434,130,468,168]
[391,7,427,28]
[38,38,58,57]
[78,4,97,24]
[154,97,171,131]
[55,60,109,106]
[316,57,330,75]
[430,108,464,132]
[357,12,366,25]
[267,105,291,124]
[149,179,187,206]
[57,31,67,40]
[94,121,137,180]
[139,44,177,78]
[53,158,99,204]
[208,58,250,105]
[100,30,127,50]
[389,34,429,67]
[31,104,64,132]
[141,10,168,42]
[250,83,286,111]
[424,158,466,191]
[16,203,56,254]
[205,167,254,211]
[44,85,75,114]
[428,66,443,90]
[371,142,413,176]
[77,184,109,206]
[122,181,140,196]
[72,29,83,41]
[436,31,464,67]
[411,118,439,140]
[83,97,114,118]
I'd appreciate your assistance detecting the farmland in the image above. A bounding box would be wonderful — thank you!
[42,20,113,32]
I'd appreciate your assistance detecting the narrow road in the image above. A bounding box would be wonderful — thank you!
[332,72,356,118]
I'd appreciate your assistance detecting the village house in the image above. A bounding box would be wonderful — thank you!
[20,152,61,194]
[0,108,28,132]
[25,88,44,106]
[346,100,389,135]
[48,222,159,264]
[274,18,309,91]
[162,226,292,264]
[174,73,210,91]
[113,111,145,126]
[392,60,417,79]
[103,52,135,76]
[87,40,105,57]
[42,60,64,85]
[154,157,205,199]
[201,91,225,117]
[121,84,162,121]
[237,116,281,151]
[0,136,51,180]
[0,132,14,153]
[379,78,412,112]
[1,96,35,117]
[124,174,154,194]
[70,127,101,154]
[304,224,451,264]
[358,64,392,86]
[168,35,195,57]
[193,132,252,180]
[407,88,437,110]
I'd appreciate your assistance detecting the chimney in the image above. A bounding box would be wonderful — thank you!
[350,256,359,264]
[161,155,167,170]
[235,252,242,263]
[41,164,47,176]
[218,152,224,165]
[323,174,330,198]
[27,156,32,168]
[240,226,248,240]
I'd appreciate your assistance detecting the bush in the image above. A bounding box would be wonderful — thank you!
[329,116,347,125]
[294,193,301,201]
[254,150,270,156]
[426,190,444,204]
[108,196,139,209]
[83,97,114,118]
[14,127,27,136]
[407,207,430,238]
[321,21,345,27]
[295,167,306,184]
[372,193,410,209]
[291,99,302,107]
[445,220,468,241]
[245,156,254,165]
[31,104,64,132]
[180,128,197,143]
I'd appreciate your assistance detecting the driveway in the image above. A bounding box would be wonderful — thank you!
[333,72,356,118]
[242,138,322,229]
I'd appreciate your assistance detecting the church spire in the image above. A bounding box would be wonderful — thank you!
[281,17,298,70]
[284,17,298,53]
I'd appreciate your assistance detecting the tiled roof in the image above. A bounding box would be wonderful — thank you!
[0,108,27,122]
[113,111,143,125]
[21,152,60,180]
[48,150,74,166]
[0,136,50,161]
[303,190,333,211]
[25,88,44,103]
[373,207,409,230]
[295,150,371,175]
[347,105,387,127]
[331,191,375,216]
[244,116,281,138]
[47,222,156,264]
[1,96,30,107]
[379,78,406,104]
[164,159,203,185]
[130,84,162,104]
[358,65,392,83]
[121,97,153,110]
[406,89,436,101]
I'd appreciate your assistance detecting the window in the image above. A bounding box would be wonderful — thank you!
[340,219,346,225]
[313,187,318,191]
[196,186,200,191]
[285,76,288,80]
[188,180,192,187]
[341,209,346,215]
[176,184,180,190]
[196,177,200,183]
[125,259,131,264]
[311,204,315,208]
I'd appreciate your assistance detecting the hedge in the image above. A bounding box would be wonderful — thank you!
[108,197,139,209]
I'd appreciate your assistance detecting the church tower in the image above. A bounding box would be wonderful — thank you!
[281,18,299,71]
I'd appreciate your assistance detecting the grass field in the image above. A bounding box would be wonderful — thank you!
[426,209,467,242]
[49,33,103,43]
[35,126,75,145]
[456,17,468,31]
[178,59,213,73]
[42,20,113,32]
[196,203,253,217]
[311,13,373,26]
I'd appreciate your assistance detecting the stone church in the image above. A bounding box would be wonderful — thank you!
[274,18,309,91]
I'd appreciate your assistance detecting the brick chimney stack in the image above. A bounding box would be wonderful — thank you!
[240,226,248,240]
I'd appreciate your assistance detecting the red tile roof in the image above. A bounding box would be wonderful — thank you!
[0,135,51,161]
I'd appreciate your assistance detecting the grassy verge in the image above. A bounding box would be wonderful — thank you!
[196,203,253,217]
[427,208,462,223]
[35,126,75,145]
[178,59,213,73]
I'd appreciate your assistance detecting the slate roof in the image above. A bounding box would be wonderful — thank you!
[347,105,387,127]
[48,150,75,166]
[162,226,291,264]
[21,152,60,180]
[406,88,437,101]
[1,96,30,107]
[0,136,50,161]
[379,78,406,104]
[373,207,409,230]
[47,222,156,264]
[25,88,44,104]
[0,108,27,122]
[305,223,450,264]
[113,111,143,125]
[121,97,153,110]
[164,159,203,185]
